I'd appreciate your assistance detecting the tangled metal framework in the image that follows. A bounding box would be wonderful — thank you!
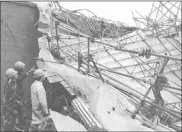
[51,1,138,39]
[37,1,181,130]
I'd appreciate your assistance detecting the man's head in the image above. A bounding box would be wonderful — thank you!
[5,68,17,81]
[14,61,25,74]
[33,69,46,82]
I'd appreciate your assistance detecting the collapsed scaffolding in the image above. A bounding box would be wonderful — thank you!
[36,1,181,131]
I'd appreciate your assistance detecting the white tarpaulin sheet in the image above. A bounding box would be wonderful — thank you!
[37,46,155,131]
[34,2,180,131]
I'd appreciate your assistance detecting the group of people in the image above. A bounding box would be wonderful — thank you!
[2,61,52,131]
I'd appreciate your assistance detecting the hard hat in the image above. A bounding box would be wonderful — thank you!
[14,61,25,71]
[5,68,17,79]
[33,69,45,79]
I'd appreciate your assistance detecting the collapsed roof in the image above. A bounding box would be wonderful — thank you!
[35,1,181,123]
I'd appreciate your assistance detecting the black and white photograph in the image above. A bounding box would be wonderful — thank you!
[1,1,181,131]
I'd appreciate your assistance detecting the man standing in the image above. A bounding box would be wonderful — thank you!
[2,68,18,131]
[14,61,35,124]
[14,61,35,98]
[29,69,50,131]
[3,68,18,103]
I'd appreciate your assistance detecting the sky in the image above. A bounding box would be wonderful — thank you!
[58,2,153,26]
[35,2,153,26]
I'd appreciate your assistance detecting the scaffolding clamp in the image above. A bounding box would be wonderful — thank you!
[157,75,168,85]
[138,48,151,59]
[77,53,83,71]
[89,54,105,82]
[91,37,95,43]
[115,46,120,50]
[46,35,51,43]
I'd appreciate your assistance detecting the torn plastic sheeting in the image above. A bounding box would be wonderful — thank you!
[110,87,136,112]
[37,47,103,101]
[89,83,155,131]
[37,47,157,131]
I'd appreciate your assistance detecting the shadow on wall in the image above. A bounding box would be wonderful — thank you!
[1,2,40,101]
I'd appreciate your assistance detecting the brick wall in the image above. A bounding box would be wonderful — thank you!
[1,2,40,101]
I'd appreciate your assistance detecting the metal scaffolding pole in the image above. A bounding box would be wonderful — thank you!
[87,37,90,75]
[115,48,181,61]
[52,33,180,92]
[46,2,181,123]
[132,58,169,118]
[34,55,181,119]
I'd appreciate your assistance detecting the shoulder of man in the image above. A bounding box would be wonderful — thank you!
[16,73,28,83]
[32,81,44,88]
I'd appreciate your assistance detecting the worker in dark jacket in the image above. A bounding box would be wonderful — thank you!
[13,61,35,124]
[3,68,17,105]
[14,61,35,98]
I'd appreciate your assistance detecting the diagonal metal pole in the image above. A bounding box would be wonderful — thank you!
[65,45,181,93]
[105,49,131,74]
[58,52,181,119]
[158,2,178,22]
[87,37,90,75]
[88,59,181,91]
[131,19,182,85]
[89,55,104,82]
[116,48,181,61]
[34,51,181,119]
[132,58,169,119]
[132,17,181,84]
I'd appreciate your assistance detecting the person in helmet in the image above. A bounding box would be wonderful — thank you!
[14,61,35,97]
[14,61,35,124]
[2,68,18,131]
[3,68,17,103]
[29,69,50,131]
